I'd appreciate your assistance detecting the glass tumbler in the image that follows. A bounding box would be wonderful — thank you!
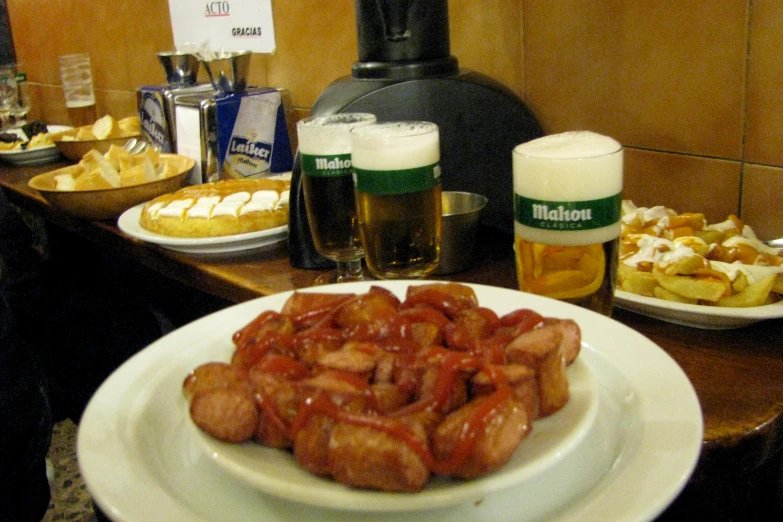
[513,131,623,316]
[351,121,442,280]
[58,53,98,126]
[297,112,377,284]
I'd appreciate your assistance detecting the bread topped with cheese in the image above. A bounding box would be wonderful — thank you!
[139,178,290,238]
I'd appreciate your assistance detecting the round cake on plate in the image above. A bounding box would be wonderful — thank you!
[139,178,290,238]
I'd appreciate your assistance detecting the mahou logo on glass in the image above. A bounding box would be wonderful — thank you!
[515,194,622,231]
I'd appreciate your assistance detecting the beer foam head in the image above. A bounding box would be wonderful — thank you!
[351,121,438,143]
[297,113,376,154]
[514,131,621,159]
[512,133,623,198]
[351,121,440,170]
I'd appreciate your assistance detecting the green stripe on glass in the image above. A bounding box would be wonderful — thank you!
[353,163,441,195]
[301,153,353,177]
[515,193,622,230]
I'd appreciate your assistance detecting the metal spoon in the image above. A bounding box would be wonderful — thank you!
[123,138,148,154]
[765,238,783,249]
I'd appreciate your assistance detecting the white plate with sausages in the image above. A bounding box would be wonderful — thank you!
[187,354,598,511]
[77,282,702,522]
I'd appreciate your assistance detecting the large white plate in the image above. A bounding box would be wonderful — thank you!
[615,289,783,329]
[190,354,598,512]
[77,282,703,522]
[0,125,71,166]
[117,203,288,254]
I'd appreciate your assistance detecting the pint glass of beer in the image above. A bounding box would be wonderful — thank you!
[351,121,442,280]
[298,113,376,284]
[512,131,623,316]
[58,53,98,127]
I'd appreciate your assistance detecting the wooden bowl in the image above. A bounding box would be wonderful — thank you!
[28,154,195,220]
[52,126,141,162]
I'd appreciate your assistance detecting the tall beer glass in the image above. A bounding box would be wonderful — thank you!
[58,54,98,127]
[297,113,376,284]
[351,121,442,280]
[513,131,623,316]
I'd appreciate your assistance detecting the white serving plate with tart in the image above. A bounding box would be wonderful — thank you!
[118,203,288,253]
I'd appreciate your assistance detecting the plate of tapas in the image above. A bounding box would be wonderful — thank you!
[77,281,702,522]
[615,289,783,329]
[0,123,71,166]
[117,177,291,253]
[617,200,783,329]
[118,203,288,253]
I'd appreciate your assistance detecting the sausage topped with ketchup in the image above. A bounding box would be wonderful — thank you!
[184,283,581,492]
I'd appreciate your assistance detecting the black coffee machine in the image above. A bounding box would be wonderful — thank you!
[289,0,543,268]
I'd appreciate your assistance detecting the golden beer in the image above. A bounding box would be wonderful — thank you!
[66,100,98,127]
[297,113,376,283]
[303,172,363,261]
[59,54,98,127]
[351,121,442,280]
[355,185,442,279]
[513,131,623,316]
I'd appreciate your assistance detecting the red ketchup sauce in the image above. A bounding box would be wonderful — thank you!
[221,287,541,479]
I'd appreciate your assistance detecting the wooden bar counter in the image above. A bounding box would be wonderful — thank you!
[3,160,783,520]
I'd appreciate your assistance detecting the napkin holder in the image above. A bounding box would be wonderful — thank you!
[173,88,294,185]
[137,52,213,153]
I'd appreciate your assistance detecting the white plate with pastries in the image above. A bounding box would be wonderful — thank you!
[0,125,71,166]
[615,289,783,329]
[77,281,702,522]
[118,203,288,254]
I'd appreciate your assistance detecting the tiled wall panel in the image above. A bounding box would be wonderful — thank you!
[741,164,783,240]
[5,0,782,238]
[623,148,742,223]
[522,1,748,159]
[746,0,783,167]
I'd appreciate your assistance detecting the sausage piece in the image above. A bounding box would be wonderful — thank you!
[327,422,431,492]
[189,387,258,443]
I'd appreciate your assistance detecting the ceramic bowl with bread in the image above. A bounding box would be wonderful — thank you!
[28,145,194,220]
[53,114,142,162]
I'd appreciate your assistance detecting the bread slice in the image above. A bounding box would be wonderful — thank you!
[54,173,76,191]
[75,127,97,141]
[105,144,131,169]
[92,115,120,140]
[118,116,141,136]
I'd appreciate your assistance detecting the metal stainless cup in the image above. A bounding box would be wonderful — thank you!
[201,51,252,93]
[157,52,200,85]
[435,191,488,274]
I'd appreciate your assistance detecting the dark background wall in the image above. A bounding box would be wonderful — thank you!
[0,1,14,64]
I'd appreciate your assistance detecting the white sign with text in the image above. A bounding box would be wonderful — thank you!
[167,0,276,54]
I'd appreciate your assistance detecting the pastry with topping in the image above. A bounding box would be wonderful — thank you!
[139,178,290,238]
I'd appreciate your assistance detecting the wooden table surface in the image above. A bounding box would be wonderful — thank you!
[3,160,783,519]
